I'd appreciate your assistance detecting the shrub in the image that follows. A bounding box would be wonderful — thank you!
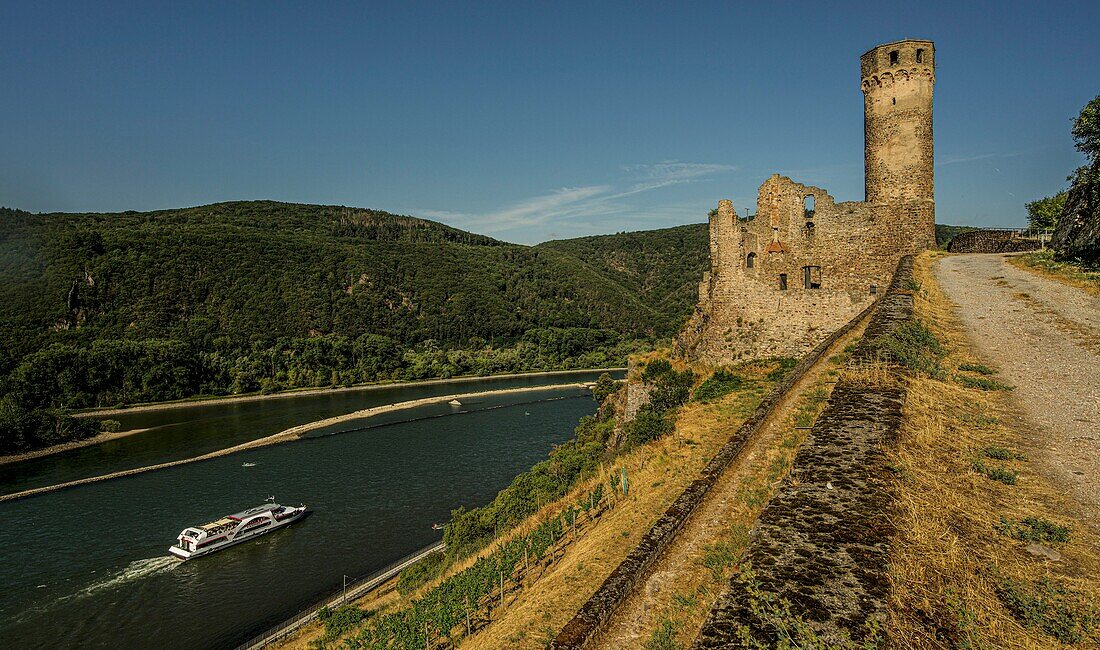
[957,375,1012,391]
[625,407,674,448]
[983,445,1025,461]
[644,619,681,650]
[993,572,1099,644]
[973,459,1018,485]
[642,359,674,383]
[316,604,370,644]
[396,550,445,596]
[959,363,995,375]
[869,320,946,377]
[100,419,122,433]
[693,370,744,403]
[591,372,621,403]
[995,516,1072,545]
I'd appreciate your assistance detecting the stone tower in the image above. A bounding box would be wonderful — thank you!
[861,40,935,207]
[678,40,940,365]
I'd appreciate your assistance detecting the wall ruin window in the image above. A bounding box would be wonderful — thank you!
[805,221,815,235]
[778,274,788,291]
[870,284,878,295]
[802,266,821,289]
[889,50,899,64]
[746,252,756,268]
[916,48,924,63]
[803,194,815,220]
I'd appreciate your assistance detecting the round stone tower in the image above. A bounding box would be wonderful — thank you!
[861,39,935,205]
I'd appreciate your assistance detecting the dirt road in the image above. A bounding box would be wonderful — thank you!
[936,254,1100,525]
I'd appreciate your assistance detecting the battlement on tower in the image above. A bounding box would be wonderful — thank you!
[677,40,937,364]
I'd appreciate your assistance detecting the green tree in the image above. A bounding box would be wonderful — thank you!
[1072,94,1100,162]
[591,372,620,403]
[1025,192,1068,231]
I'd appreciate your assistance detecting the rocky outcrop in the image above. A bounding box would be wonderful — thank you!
[1051,163,1100,263]
[947,229,1041,253]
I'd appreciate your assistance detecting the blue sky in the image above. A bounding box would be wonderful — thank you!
[2,1,1097,243]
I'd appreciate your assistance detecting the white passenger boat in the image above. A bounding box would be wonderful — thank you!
[168,500,307,560]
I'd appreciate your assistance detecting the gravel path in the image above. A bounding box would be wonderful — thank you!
[936,254,1100,525]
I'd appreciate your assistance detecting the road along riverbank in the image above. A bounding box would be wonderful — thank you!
[0,382,594,503]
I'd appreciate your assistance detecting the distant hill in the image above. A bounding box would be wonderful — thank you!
[0,201,710,452]
[536,224,710,327]
[0,201,685,362]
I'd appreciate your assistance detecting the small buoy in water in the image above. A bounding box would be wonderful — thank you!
[525,411,531,416]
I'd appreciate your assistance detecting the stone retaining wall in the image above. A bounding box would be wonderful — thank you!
[549,297,877,649]
[692,256,915,647]
[947,229,1040,253]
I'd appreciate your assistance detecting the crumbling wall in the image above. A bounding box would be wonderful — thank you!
[681,176,925,364]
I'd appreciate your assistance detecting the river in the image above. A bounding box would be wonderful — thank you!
[0,371,617,648]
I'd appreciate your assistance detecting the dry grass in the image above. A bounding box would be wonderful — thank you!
[1007,251,1100,296]
[604,351,854,649]
[467,361,782,649]
[886,252,1100,648]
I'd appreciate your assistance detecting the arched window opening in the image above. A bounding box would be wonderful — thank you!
[889,50,899,65]
[803,194,815,220]
[778,274,788,291]
[746,252,756,268]
[802,266,821,289]
[805,221,815,235]
[916,48,924,63]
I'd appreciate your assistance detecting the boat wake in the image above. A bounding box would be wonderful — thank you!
[74,556,180,599]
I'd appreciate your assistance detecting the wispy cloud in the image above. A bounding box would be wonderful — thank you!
[417,161,736,238]
[937,152,1020,166]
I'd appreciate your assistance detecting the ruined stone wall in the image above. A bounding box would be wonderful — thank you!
[680,175,929,364]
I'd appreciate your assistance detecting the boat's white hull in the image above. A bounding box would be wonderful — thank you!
[168,507,306,560]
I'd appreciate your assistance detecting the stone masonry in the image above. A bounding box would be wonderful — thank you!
[679,40,936,364]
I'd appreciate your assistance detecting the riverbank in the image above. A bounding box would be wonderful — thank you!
[0,428,152,467]
[0,382,594,503]
[71,368,626,418]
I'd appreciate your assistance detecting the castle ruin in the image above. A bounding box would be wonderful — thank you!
[678,40,937,363]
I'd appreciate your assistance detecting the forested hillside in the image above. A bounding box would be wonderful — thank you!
[536,224,709,323]
[0,201,707,453]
